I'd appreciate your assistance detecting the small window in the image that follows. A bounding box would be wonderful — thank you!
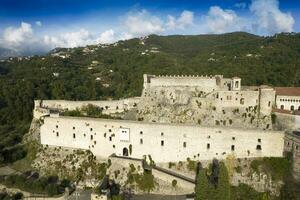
[291,105,294,111]
[94,141,96,145]
[90,128,93,131]
[258,138,261,143]
[232,137,235,140]
[140,138,143,144]
[56,125,58,128]
[90,135,93,140]
[84,134,86,137]
[298,106,300,111]
[183,142,186,148]
[73,133,76,139]
[113,145,115,148]
[207,135,211,139]
[231,145,235,151]
[140,131,143,135]
[161,132,164,136]
[256,145,262,150]
[109,136,112,141]
[207,143,210,149]
[109,129,112,132]
[161,140,164,146]
[280,105,284,110]
[268,101,271,107]
[73,127,75,130]
[56,132,59,137]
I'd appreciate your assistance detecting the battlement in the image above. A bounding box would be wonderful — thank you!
[155,74,223,79]
[143,74,241,92]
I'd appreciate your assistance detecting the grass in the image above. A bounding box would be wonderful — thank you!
[11,141,40,172]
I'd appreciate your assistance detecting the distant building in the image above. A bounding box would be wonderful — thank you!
[275,87,300,112]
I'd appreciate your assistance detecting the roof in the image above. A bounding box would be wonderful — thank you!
[275,87,300,96]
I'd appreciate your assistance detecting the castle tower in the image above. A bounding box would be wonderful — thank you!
[230,77,241,91]
[259,85,276,116]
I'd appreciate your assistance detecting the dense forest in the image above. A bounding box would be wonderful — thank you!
[0,32,300,164]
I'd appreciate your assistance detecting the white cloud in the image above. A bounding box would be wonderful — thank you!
[123,10,164,37]
[36,21,42,26]
[96,29,115,44]
[250,0,294,34]
[167,10,194,29]
[44,29,93,48]
[204,6,244,34]
[3,22,33,45]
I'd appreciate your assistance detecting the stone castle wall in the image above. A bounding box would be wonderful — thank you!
[40,116,284,163]
[34,97,140,116]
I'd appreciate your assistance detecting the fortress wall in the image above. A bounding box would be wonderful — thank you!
[35,98,140,115]
[40,116,284,163]
[215,90,259,108]
[148,77,218,90]
[274,112,300,131]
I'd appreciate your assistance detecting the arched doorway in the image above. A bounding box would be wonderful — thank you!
[123,147,129,156]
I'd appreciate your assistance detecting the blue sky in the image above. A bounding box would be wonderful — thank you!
[0,0,299,55]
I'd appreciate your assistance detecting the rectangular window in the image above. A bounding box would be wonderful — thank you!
[56,132,59,137]
[109,136,112,141]
[90,135,93,140]
[161,140,164,146]
[207,143,210,149]
[140,138,143,144]
[90,128,93,131]
[258,138,261,143]
[161,132,164,136]
[256,145,262,150]
[232,137,235,140]
[73,127,75,130]
[73,133,76,139]
[56,125,58,128]
[183,142,186,148]
[140,131,143,135]
[94,141,96,145]
[231,145,235,151]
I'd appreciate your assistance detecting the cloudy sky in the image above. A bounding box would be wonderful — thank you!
[0,0,299,56]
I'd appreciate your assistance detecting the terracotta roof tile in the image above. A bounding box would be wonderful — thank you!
[275,87,300,96]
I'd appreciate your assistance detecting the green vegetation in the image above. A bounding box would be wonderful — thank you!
[61,104,121,119]
[195,162,231,200]
[127,170,156,192]
[0,192,23,200]
[250,157,291,180]
[0,174,71,196]
[195,161,271,200]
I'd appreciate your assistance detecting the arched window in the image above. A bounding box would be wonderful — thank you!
[291,105,294,111]
[235,81,239,88]
[280,105,284,110]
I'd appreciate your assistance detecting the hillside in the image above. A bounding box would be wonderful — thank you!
[0,31,300,164]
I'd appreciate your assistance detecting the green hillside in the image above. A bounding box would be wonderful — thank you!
[0,32,300,164]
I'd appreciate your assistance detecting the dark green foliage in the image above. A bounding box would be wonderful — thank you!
[0,174,71,196]
[196,161,271,200]
[0,192,23,200]
[195,161,231,200]
[231,184,270,200]
[250,157,291,180]
[271,113,277,124]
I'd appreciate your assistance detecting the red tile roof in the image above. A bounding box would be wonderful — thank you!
[275,87,300,96]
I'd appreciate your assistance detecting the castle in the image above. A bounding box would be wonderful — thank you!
[34,74,300,163]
